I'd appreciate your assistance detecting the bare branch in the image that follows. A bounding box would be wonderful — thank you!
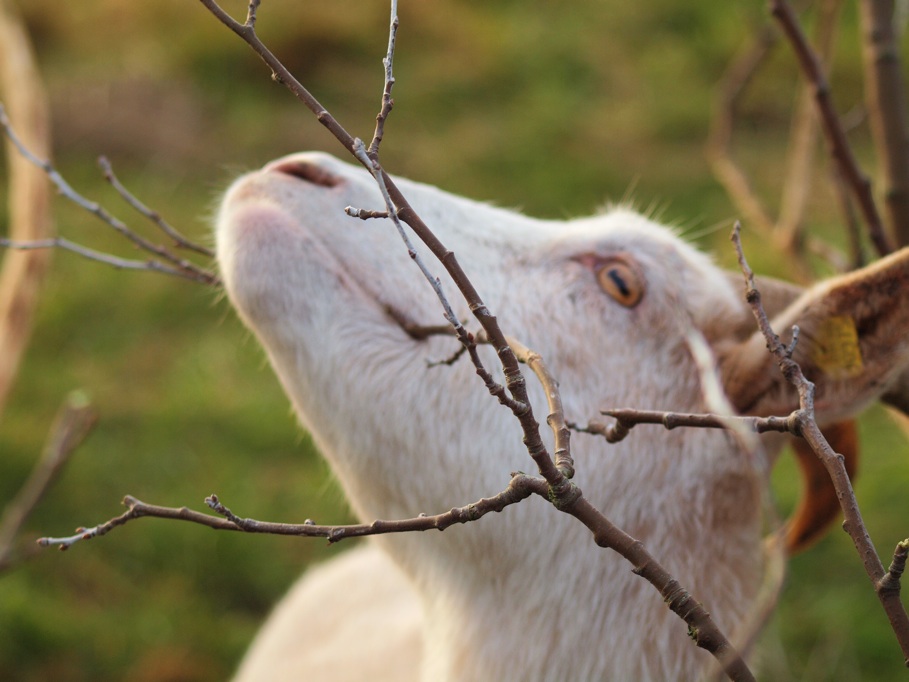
[731,221,909,662]
[706,22,779,237]
[546,488,757,682]
[38,474,539,549]
[770,0,895,257]
[0,392,96,571]
[350,138,464,334]
[590,408,793,443]
[0,103,221,287]
[776,0,843,254]
[368,0,398,157]
[197,0,563,491]
[506,337,574,479]
[0,236,217,284]
[99,156,214,257]
[45,481,758,680]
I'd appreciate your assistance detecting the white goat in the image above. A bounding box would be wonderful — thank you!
[216,152,909,681]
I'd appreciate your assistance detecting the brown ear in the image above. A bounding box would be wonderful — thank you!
[720,247,909,422]
[784,420,859,553]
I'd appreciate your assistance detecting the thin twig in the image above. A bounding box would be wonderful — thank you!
[368,0,398,158]
[0,237,218,285]
[196,0,562,490]
[350,139,463,334]
[591,408,794,443]
[706,22,779,237]
[731,222,909,664]
[99,156,214,257]
[344,207,389,220]
[38,474,539,549]
[0,103,220,286]
[0,392,96,572]
[878,539,909,596]
[38,472,755,681]
[507,337,574,479]
[770,0,895,257]
[776,0,843,256]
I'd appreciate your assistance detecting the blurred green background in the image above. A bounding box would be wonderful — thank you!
[1,1,908,680]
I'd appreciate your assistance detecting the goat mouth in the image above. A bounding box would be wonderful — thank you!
[265,159,344,188]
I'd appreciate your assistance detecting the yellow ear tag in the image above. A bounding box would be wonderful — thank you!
[812,315,864,379]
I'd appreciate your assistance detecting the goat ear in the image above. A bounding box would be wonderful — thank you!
[720,247,909,421]
[783,420,859,554]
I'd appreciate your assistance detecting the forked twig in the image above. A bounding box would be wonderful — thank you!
[731,222,909,663]
[708,0,854,271]
[99,156,214,257]
[0,103,220,286]
[29,4,761,677]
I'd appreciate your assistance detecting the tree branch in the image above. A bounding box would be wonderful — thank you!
[0,104,220,287]
[37,4,765,678]
[99,156,214,257]
[0,392,96,572]
[706,22,779,237]
[368,0,398,158]
[547,489,756,681]
[38,475,538,549]
[776,0,843,256]
[196,0,566,491]
[0,236,217,284]
[583,408,793,444]
[731,222,909,665]
[769,0,895,257]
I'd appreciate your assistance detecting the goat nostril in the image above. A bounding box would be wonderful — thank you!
[269,160,343,188]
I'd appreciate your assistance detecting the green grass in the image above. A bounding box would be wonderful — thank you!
[3,1,909,680]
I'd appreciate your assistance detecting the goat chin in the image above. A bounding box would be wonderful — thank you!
[216,152,909,681]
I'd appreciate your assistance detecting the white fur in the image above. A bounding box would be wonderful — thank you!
[215,153,823,681]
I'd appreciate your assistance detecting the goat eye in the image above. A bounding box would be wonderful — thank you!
[595,258,644,308]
